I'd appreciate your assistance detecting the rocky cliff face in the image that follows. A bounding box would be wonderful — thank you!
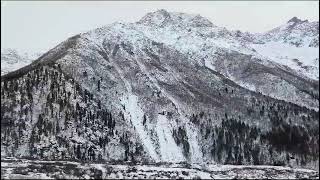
[1,10,319,170]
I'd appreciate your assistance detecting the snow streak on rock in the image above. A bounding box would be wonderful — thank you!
[121,94,159,162]
[156,114,184,162]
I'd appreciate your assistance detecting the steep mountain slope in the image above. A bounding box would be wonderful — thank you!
[1,49,40,75]
[1,10,319,170]
[135,10,319,109]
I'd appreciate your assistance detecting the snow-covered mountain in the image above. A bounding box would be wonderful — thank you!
[262,17,318,47]
[1,10,319,171]
[134,11,319,109]
[1,48,41,75]
[251,17,319,81]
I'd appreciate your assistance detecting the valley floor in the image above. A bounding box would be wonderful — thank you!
[1,157,319,179]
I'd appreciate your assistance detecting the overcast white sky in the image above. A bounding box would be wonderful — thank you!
[1,1,319,54]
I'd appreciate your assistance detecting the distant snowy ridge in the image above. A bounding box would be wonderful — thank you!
[1,48,42,75]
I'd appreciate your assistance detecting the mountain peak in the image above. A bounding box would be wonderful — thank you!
[288,17,301,23]
[1,48,25,62]
[1,48,19,55]
[137,9,213,28]
[156,9,170,16]
[287,17,308,24]
[137,9,172,26]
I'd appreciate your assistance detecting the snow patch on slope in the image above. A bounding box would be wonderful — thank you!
[251,41,319,80]
[185,123,203,163]
[121,94,159,162]
[156,114,185,162]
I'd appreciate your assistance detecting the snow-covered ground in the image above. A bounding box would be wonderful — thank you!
[250,41,319,80]
[156,114,185,162]
[1,157,318,179]
[121,93,160,162]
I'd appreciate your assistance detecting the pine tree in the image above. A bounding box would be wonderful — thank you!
[143,114,147,125]
[98,80,101,92]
